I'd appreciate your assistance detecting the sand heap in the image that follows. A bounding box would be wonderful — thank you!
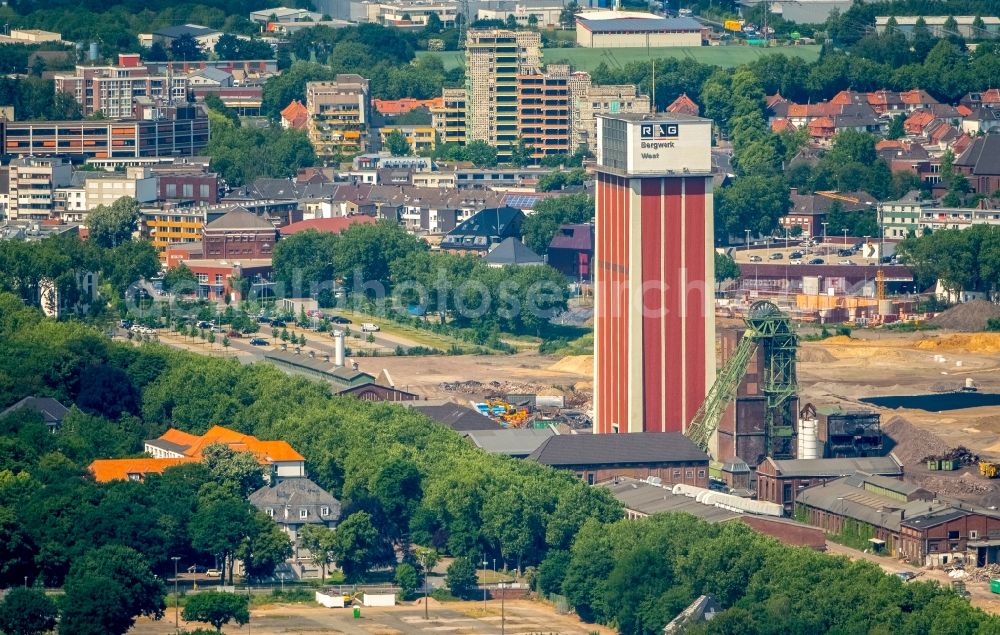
[916,333,1000,354]
[929,300,1000,331]
[882,415,949,467]
[548,355,593,376]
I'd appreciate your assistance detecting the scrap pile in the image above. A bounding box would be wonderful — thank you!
[883,416,949,467]
[962,564,1000,583]
[921,447,980,466]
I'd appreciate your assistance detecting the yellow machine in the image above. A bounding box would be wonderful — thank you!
[724,19,744,32]
[980,461,1000,479]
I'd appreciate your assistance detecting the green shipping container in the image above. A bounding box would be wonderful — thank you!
[927,460,939,471]
[991,579,1000,594]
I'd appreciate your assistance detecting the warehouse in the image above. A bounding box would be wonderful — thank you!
[575,13,704,48]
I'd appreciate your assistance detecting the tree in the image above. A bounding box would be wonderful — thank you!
[190,496,254,584]
[201,444,265,498]
[509,140,534,167]
[86,197,140,248]
[520,194,593,254]
[299,524,337,581]
[464,141,498,168]
[559,1,578,28]
[395,562,419,600]
[182,591,249,632]
[715,252,741,283]
[887,114,905,140]
[445,556,477,599]
[237,511,293,582]
[61,545,166,635]
[0,588,57,635]
[163,263,197,294]
[332,511,393,581]
[171,34,204,61]
[384,129,412,156]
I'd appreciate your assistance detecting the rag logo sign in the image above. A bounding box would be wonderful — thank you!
[640,123,680,139]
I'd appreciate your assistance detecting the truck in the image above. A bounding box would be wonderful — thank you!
[360,323,380,333]
[724,19,743,32]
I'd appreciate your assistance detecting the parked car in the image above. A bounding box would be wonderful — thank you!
[769,253,783,260]
[789,259,803,265]
[227,330,242,338]
[249,338,269,346]
[187,565,207,574]
[361,323,380,333]
[118,320,132,329]
[896,571,917,582]
[837,249,853,257]
[838,259,855,265]
[789,251,803,259]
[256,315,271,323]
[197,321,213,329]
[330,316,352,325]
[206,569,221,578]
[748,255,763,262]
[270,320,286,328]
[808,258,824,265]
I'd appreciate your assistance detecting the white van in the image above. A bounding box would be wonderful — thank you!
[360,323,380,333]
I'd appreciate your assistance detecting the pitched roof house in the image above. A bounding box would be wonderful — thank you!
[249,478,341,542]
[0,396,70,432]
[280,100,309,130]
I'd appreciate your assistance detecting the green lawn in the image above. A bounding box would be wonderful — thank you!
[417,44,820,72]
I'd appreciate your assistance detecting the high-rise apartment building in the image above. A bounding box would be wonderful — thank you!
[54,54,188,119]
[431,88,466,146]
[8,157,73,221]
[593,113,714,435]
[306,75,371,157]
[569,73,652,151]
[464,29,541,160]
[517,65,571,160]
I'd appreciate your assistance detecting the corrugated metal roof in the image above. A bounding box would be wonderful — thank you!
[529,432,708,466]
[601,479,740,522]
[464,428,555,456]
[578,16,702,32]
[770,456,902,478]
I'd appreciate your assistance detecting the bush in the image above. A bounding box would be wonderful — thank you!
[445,557,478,600]
[987,318,1000,332]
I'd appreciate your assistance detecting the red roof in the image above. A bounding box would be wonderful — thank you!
[666,93,700,116]
[279,216,377,236]
[373,97,442,116]
[771,118,796,133]
[280,100,308,130]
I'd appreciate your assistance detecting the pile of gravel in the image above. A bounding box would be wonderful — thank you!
[882,415,949,467]
[930,300,1000,332]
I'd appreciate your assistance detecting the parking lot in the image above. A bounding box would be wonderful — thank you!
[732,239,884,267]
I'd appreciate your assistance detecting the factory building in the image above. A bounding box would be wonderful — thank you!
[592,113,715,434]
[575,12,704,48]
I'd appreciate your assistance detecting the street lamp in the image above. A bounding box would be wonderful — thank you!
[744,228,751,251]
[482,559,488,610]
[843,228,849,245]
[172,556,181,631]
[821,222,828,246]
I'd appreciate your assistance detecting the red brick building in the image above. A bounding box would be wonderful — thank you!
[756,456,903,515]
[202,208,278,260]
[528,432,709,487]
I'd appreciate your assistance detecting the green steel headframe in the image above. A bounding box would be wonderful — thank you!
[685,300,798,459]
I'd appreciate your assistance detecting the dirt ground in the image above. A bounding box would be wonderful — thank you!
[130,598,614,634]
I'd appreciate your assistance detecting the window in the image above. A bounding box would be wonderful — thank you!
[587,473,594,486]
[299,508,308,519]
[165,183,176,197]
[265,508,274,517]
[672,469,681,478]
[685,469,694,478]
[183,183,194,198]
[948,530,960,540]
[320,506,330,517]
[971,530,979,539]
[698,469,706,478]
[200,184,210,198]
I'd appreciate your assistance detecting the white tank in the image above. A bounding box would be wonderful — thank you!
[798,417,819,460]
[333,331,346,367]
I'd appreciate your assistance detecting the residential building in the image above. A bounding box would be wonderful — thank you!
[568,75,651,151]
[779,189,878,236]
[0,107,210,158]
[202,208,279,260]
[91,424,306,483]
[54,54,188,118]
[528,432,710,486]
[517,68,571,159]
[145,59,278,78]
[157,170,220,205]
[431,88,467,146]
[955,134,1000,193]
[184,258,273,301]
[547,223,593,280]
[306,75,371,157]
[667,93,700,116]
[8,157,72,221]
[55,167,158,222]
[281,100,309,130]
[143,206,207,255]
[464,29,541,161]
[575,12,704,48]
[373,97,441,117]
[439,205,525,254]
[249,478,341,545]
[756,456,904,515]
[378,125,436,153]
[186,67,233,88]
[880,195,1000,238]
[279,216,377,237]
[0,396,70,433]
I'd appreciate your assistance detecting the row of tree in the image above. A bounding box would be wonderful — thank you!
[897,224,1000,298]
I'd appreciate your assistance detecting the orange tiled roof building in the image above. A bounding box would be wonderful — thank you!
[89,425,305,483]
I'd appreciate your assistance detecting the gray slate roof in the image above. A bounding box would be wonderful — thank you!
[204,208,276,232]
[955,134,1000,175]
[528,432,708,467]
[797,475,950,532]
[0,396,69,426]
[485,237,543,266]
[263,349,375,382]
[464,428,555,457]
[249,478,341,524]
[154,24,219,39]
[601,478,738,522]
[407,401,500,432]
